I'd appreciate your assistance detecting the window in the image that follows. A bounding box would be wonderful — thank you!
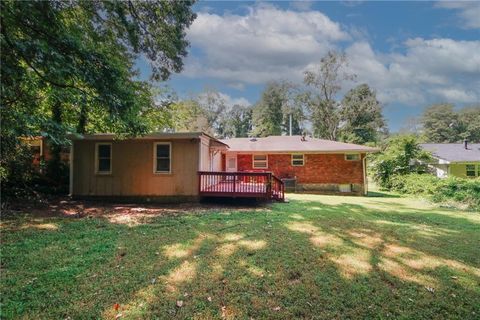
[466,164,476,177]
[154,143,171,173]
[345,153,360,161]
[252,154,268,169]
[291,154,304,166]
[96,143,111,174]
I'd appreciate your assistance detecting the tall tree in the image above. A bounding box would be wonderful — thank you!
[1,0,196,138]
[252,81,287,137]
[222,105,253,138]
[304,51,355,140]
[421,104,461,143]
[339,84,386,144]
[1,0,196,190]
[196,89,228,135]
[458,106,480,143]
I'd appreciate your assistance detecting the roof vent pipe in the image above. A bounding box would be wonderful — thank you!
[464,139,468,149]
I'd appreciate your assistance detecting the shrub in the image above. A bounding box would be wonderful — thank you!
[370,134,431,189]
[390,173,480,210]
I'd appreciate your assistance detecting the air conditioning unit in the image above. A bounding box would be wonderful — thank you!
[282,178,297,192]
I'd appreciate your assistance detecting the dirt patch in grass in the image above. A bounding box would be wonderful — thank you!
[2,197,270,226]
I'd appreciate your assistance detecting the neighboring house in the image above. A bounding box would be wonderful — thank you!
[420,142,480,178]
[21,136,70,169]
[69,132,378,202]
[220,135,378,195]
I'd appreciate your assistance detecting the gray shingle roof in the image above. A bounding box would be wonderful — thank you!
[221,135,379,153]
[420,143,480,162]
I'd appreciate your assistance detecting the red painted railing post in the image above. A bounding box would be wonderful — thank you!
[233,173,236,194]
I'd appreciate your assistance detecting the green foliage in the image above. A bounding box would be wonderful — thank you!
[303,51,356,140]
[370,135,431,188]
[421,104,480,143]
[339,84,387,144]
[222,105,253,138]
[252,81,286,137]
[390,174,480,210]
[1,0,196,198]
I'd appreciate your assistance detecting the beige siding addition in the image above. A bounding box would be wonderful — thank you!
[72,139,200,197]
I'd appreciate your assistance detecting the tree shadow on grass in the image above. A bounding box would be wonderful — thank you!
[367,190,402,198]
[1,197,480,319]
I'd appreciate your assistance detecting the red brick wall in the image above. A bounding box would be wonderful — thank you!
[236,153,364,185]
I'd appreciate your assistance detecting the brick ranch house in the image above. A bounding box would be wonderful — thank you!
[69,132,378,202]
[220,135,378,195]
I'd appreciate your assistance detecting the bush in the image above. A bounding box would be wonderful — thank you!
[390,173,480,210]
[370,134,431,189]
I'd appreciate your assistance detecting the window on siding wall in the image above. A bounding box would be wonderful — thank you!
[253,154,268,169]
[291,154,304,166]
[466,164,476,177]
[155,143,171,173]
[96,143,111,174]
[345,153,360,161]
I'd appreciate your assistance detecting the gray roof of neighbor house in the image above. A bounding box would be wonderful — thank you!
[420,143,480,162]
[221,135,379,153]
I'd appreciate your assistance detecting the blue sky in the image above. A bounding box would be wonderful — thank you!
[139,1,480,131]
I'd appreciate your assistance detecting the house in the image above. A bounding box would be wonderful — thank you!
[69,132,378,202]
[21,136,70,169]
[420,141,480,178]
[220,135,378,195]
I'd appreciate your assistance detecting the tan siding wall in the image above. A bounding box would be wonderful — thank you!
[212,151,223,171]
[73,139,200,196]
[199,136,210,171]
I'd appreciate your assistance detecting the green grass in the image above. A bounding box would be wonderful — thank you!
[1,193,479,319]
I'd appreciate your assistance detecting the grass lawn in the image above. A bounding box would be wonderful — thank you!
[1,193,479,319]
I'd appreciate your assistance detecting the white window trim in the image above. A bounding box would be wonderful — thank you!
[153,142,172,174]
[291,154,305,166]
[345,153,360,161]
[252,154,268,169]
[95,142,112,175]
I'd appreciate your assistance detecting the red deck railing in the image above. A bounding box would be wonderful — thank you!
[198,171,284,201]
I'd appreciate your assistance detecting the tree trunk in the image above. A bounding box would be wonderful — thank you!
[77,102,87,134]
[47,101,63,184]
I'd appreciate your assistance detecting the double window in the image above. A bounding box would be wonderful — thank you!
[96,143,112,174]
[291,154,304,166]
[465,164,479,177]
[154,142,171,173]
[252,154,268,169]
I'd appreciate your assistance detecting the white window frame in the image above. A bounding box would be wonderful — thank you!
[95,142,112,175]
[291,154,305,166]
[252,154,268,169]
[345,153,360,161]
[153,142,172,174]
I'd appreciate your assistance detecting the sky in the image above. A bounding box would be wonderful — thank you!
[139,1,480,132]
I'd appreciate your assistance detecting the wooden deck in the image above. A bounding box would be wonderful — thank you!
[198,171,284,201]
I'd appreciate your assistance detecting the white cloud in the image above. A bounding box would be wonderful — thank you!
[182,4,480,107]
[345,38,480,104]
[435,1,480,29]
[219,92,251,107]
[184,4,348,84]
